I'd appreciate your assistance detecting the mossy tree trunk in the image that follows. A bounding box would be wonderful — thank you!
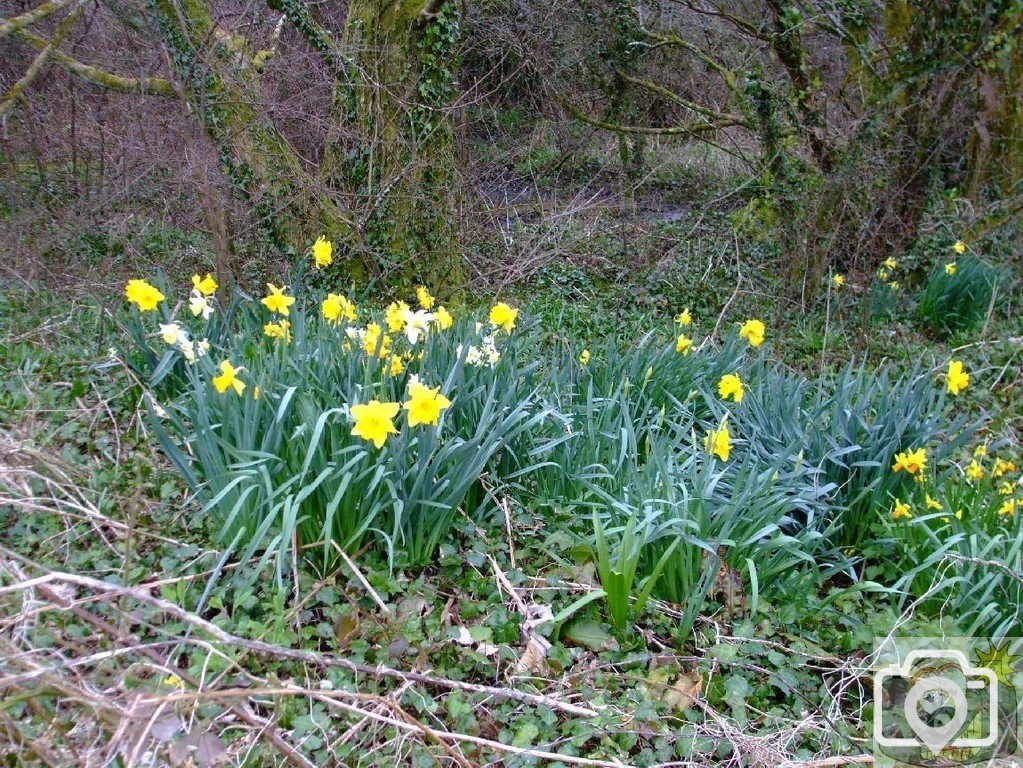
[326,0,463,292]
[148,0,363,277]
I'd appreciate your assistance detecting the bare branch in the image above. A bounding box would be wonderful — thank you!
[617,71,750,128]
[0,0,76,39]
[11,28,176,96]
[1,5,85,118]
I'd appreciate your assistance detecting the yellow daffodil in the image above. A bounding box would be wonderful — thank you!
[675,308,692,326]
[388,354,405,376]
[953,240,967,255]
[966,460,985,481]
[385,301,410,333]
[925,494,943,511]
[264,320,291,342]
[704,421,732,461]
[212,360,245,395]
[403,381,452,427]
[883,257,897,270]
[832,274,845,287]
[125,279,164,311]
[946,359,969,394]
[579,349,591,365]
[350,399,400,448]
[362,323,391,358]
[998,498,1017,517]
[717,373,744,403]
[675,334,693,355]
[191,273,218,296]
[892,498,913,520]
[739,319,765,347]
[253,386,261,400]
[416,285,436,310]
[261,284,295,316]
[945,262,957,276]
[322,293,356,324]
[999,481,1014,496]
[489,301,519,333]
[993,458,1017,478]
[160,322,184,345]
[955,509,963,520]
[434,306,453,330]
[974,443,988,457]
[892,447,927,476]
[312,236,333,268]
[888,281,900,291]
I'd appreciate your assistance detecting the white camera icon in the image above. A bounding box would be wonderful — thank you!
[874,649,999,755]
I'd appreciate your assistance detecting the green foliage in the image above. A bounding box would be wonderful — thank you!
[917,257,1001,336]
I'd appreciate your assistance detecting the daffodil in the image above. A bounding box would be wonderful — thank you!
[264,320,291,342]
[212,360,245,395]
[312,236,333,268]
[966,460,985,481]
[489,302,518,333]
[403,380,451,427]
[717,373,744,403]
[974,443,988,457]
[946,359,969,395]
[832,274,845,287]
[160,322,185,345]
[362,323,391,357]
[388,354,405,376]
[892,447,927,476]
[188,290,215,319]
[993,458,1018,478]
[675,308,692,326]
[350,399,400,448]
[385,301,410,333]
[945,262,957,276]
[579,349,591,365]
[953,240,967,255]
[261,284,295,316]
[925,494,943,511]
[704,421,732,461]
[416,285,436,310]
[125,279,164,311]
[322,293,357,324]
[888,281,900,291]
[404,309,435,344]
[998,498,1017,517]
[739,319,765,347]
[999,481,1014,496]
[892,498,913,520]
[191,273,218,296]
[434,306,453,330]
[883,257,897,270]
[675,334,693,355]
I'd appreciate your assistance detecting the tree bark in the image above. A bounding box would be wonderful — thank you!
[148,0,365,276]
[325,0,463,292]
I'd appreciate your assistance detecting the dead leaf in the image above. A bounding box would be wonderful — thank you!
[662,669,704,713]
[513,635,550,675]
[169,731,227,767]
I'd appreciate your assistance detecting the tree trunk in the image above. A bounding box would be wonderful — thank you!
[967,36,1023,199]
[148,0,364,276]
[326,0,463,292]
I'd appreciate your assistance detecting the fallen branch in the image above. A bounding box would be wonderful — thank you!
[0,566,599,719]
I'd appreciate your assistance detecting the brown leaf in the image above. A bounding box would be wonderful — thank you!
[662,669,703,713]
